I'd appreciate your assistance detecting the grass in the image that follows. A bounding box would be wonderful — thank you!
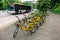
[31,10,49,16]
[52,6,60,15]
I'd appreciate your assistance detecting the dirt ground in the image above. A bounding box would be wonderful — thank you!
[0,12,60,40]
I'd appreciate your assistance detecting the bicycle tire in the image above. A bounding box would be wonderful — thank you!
[29,25,38,33]
[13,24,19,38]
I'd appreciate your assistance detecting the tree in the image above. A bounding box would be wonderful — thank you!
[36,0,60,14]
[50,0,60,9]
[37,0,50,14]
[0,0,21,10]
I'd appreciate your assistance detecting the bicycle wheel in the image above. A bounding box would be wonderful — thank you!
[13,24,19,38]
[29,25,38,33]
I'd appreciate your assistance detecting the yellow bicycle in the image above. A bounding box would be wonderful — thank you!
[13,14,46,38]
[13,16,39,38]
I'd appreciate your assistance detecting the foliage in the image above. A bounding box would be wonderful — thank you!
[23,1,37,9]
[31,10,49,16]
[50,0,60,9]
[31,10,40,15]
[8,0,15,3]
[36,0,60,15]
[0,0,21,10]
[52,5,60,15]
[37,0,50,14]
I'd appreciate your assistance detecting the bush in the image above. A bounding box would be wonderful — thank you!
[31,10,49,16]
[52,6,60,15]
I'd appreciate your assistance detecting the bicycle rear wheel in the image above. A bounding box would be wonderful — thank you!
[29,25,38,33]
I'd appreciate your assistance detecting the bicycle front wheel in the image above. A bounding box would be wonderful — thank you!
[13,24,19,38]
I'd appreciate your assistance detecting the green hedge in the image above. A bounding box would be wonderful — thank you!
[52,6,60,15]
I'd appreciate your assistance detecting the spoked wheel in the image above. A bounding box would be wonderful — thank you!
[29,25,38,33]
[13,24,19,38]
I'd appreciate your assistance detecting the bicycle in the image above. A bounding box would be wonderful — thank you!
[13,16,39,38]
[13,14,46,38]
